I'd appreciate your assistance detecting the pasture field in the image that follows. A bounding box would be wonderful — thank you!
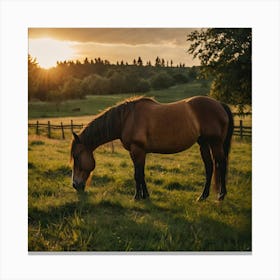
[28,82,252,130]
[28,134,251,251]
[28,82,212,119]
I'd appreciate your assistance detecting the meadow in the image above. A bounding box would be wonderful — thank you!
[28,83,252,251]
[28,81,211,119]
[28,136,251,251]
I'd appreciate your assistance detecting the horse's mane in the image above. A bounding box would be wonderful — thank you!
[93,96,155,119]
[71,96,155,152]
[86,95,155,126]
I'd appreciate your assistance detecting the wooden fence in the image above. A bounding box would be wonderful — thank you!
[233,120,252,139]
[28,119,251,140]
[28,120,83,139]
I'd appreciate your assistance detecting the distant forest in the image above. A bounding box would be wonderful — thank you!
[28,55,201,102]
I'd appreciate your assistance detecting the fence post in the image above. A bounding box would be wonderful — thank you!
[71,120,73,133]
[48,121,51,138]
[111,141,115,153]
[36,120,39,135]
[61,122,65,139]
[239,120,243,139]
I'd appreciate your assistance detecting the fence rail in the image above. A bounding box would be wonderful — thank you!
[28,120,84,139]
[28,119,251,140]
[233,120,252,139]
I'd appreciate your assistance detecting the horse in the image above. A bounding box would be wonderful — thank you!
[70,96,234,201]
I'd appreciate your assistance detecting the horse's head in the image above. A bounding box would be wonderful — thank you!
[70,132,95,193]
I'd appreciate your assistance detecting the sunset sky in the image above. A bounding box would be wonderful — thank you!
[28,28,200,69]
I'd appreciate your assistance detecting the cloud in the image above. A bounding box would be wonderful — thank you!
[71,41,198,66]
[28,28,197,46]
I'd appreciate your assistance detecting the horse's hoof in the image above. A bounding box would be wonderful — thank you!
[134,194,141,201]
[142,192,150,199]
[217,193,226,201]
[197,195,207,202]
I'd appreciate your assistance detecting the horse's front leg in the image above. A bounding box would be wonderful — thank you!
[134,164,149,199]
[130,144,149,200]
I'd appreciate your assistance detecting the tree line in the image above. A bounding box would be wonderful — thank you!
[28,55,198,102]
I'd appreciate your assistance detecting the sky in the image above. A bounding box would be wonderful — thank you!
[28,28,200,69]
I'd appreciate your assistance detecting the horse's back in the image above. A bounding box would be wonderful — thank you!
[121,96,229,153]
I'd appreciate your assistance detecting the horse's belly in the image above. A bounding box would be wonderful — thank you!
[147,143,194,154]
[146,132,197,154]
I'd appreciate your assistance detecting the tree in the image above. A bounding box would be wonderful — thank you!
[187,28,252,107]
[151,72,175,90]
[137,56,143,66]
[59,77,85,99]
[155,56,161,67]
[28,54,39,100]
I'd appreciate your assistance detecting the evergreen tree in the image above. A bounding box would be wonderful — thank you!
[137,56,143,66]
[155,56,161,67]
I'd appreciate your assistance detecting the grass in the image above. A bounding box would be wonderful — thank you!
[28,81,211,119]
[28,135,251,251]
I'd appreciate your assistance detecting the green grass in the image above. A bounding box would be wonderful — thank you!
[28,135,251,251]
[28,81,210,119]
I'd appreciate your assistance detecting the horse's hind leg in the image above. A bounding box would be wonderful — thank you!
[217,157,227,201]
[197,138,213,201]
[211,141,227,201]
[130,144,149,200]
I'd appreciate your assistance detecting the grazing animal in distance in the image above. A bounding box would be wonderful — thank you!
[70,96,233,201]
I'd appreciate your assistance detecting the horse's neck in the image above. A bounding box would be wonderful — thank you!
[80,109,121,150]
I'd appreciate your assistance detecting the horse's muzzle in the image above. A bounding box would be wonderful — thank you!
[72,182,85,193]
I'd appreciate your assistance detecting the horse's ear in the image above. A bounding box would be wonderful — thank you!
[72,132,80,143]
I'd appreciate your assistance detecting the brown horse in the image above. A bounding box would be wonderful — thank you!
[70,96,234,201]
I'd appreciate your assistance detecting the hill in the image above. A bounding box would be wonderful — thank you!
[28,81,210,119]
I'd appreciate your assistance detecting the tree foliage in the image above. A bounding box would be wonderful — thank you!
[28,55,39,100]
[28,54,196,102]
[187,28,252,106]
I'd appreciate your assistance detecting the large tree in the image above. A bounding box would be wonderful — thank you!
[187,28,251,108]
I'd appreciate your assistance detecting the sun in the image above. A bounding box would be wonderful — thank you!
[28,37,77,69]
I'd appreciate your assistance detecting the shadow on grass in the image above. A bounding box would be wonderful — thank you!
[91,175,115,187]
[44,165,72,178]
[28,194,251,252]
[164,181,196,191]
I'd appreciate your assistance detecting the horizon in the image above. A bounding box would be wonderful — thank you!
[28,28,200,69]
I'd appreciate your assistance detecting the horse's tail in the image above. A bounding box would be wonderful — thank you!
[221,103,234,161]
[213,103,234,194]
